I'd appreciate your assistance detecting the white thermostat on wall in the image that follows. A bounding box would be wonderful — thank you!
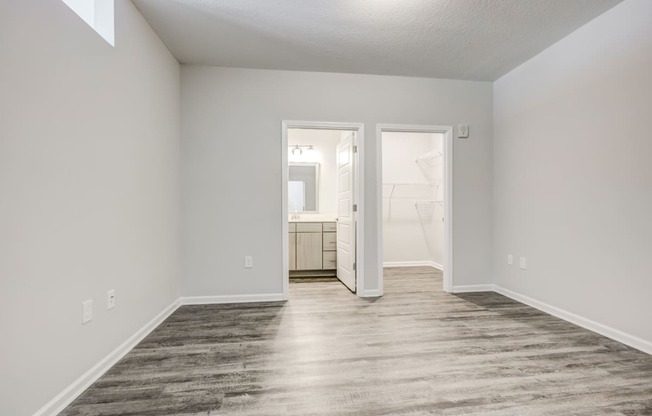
[457,124,469,138]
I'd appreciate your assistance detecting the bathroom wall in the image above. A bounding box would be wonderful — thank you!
[382,132,444,267]
[288,129,340,218]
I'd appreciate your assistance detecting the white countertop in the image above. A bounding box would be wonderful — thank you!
[289,215,336,223]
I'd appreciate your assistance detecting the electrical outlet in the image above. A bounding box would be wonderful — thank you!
[82,300,93,324]
[507,254,513,265]
[244,256,253,269]
[457,124,469,138]
[107,289,115,310]
[519,257,527,270]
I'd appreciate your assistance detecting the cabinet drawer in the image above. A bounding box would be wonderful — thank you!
[322,222,337,232]
[288,223,296,232]
[296,222,322,232]
[323,232,336,251]
[323,251,336,269]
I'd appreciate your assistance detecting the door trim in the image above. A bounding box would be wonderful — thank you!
[376,124,454,294]
[281,121,365,300]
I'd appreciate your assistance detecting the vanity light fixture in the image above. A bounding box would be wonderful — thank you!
[289,144,314,155]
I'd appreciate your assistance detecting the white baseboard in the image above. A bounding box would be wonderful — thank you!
[358,289,383,297]
[34,292,285,415]
[33,299,181,416]
[451,284,494,293]
[180,293,285,305]
[494,285,652,355]
[383,261,443,270]
[429,261,443,270]
[34,283,652,416]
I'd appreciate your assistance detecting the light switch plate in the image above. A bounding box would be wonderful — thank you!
[519,257,527,270]
[107,289,115,310]
[507,254,513,265]
[244,256,253,268]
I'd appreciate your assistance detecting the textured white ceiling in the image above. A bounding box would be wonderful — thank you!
[132,0,623,81]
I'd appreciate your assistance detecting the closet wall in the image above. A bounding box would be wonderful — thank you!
[382,132,444,268]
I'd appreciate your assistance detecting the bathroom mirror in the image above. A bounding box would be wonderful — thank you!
[288,163,319,212]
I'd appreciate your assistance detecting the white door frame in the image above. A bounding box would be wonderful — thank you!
[376,124,454,294]
[281,121,365,300]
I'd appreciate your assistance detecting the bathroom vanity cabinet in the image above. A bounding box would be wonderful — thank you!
[289,221,336,276]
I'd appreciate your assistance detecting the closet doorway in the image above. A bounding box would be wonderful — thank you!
[376,125,453,294]
[281,121,365,299]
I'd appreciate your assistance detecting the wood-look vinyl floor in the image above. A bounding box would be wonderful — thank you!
[60,267,652,415]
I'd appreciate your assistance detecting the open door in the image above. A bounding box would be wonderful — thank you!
[336,132,356,292]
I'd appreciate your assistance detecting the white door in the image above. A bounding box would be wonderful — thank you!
[336,132,356,292]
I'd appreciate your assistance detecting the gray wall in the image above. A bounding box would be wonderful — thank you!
[0,1,181,414]
[3,0,650,413]
[181,67,493,296]
[494,0,652,344]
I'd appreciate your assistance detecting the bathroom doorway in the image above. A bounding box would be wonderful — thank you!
[281,121,365,298]
[376,125,453,293]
